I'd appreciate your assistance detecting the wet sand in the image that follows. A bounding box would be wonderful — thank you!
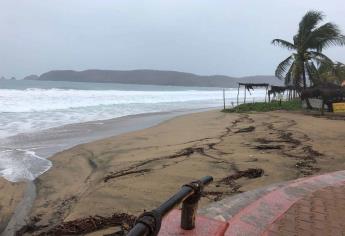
[0,108,214,235]
[0,180,26,233]
[2,110,345,235]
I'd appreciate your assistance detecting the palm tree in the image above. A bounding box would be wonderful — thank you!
[272,11,345,90]
[308,61,345,86]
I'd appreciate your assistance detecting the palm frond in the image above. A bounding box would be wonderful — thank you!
[272,10,345,88]
[305,61,319,86]
[308,51,333,65]
[307,22,345,51]
[333,62,345,83]
[284,62,294,86]
[292,60,304,89]
[271,39,296,50]
[295,11,324,50]
[334,61,345,68]
[275,55,293,79]
[298,11,324,37]
[318,61,334,74]
[317,35,345,51]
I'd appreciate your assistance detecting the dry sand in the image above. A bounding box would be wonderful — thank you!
[1,110,345,235]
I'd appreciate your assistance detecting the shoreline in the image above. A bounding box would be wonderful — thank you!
[0,107,219,235]
[2,109,345,235]
[1,107,219,182]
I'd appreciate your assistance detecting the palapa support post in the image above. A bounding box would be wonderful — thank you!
[237,84,240,105]
[238,83,269,105]
[290,89,292,100]
[244,86,246,104]
[265,85,268,103]
[223,89,226,110]
[268,86,297,103]
[321,99,325,115]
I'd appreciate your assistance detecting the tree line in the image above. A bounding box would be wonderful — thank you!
[273,10,345,89]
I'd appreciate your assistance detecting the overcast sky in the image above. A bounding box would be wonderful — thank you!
[1,0,345,79]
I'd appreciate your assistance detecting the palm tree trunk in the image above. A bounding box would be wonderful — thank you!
[302,62,313,109]
[302,62,307,89]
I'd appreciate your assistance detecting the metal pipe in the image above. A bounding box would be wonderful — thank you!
[155,186,193,216]
[127,223,150,236]
[127,176,213,236]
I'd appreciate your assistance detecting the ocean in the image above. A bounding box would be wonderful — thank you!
[0,79,266,182]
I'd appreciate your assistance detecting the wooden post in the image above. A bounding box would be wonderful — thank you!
[290,90,292,100]
[321,99,325,115]
[237,84,240,105]
[244,86,246,104]
[223,89,225,110]
[265,86,268,103]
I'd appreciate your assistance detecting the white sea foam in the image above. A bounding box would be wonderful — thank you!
[0,88,265,138]
[0,85,266,182]
[0,88,224,112]
[0,149,52,182]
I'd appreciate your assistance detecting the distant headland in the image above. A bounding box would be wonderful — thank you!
[24,69,282,87]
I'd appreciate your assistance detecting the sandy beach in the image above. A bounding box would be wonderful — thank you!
[1,110,345,235]
[0,180,26,233]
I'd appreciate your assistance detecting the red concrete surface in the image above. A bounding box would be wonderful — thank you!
[263,184,345,236]
[223,171,345,236]
[158,171,345,236]
[158,209,229,236]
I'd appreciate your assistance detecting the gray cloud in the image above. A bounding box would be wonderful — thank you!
[1,0,345,78]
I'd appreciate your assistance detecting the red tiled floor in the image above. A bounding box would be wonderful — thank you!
[264,185,345,236]
[224,171,345,236]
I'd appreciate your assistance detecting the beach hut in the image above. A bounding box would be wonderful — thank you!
[268,86,297,102]
[236,83,269,105]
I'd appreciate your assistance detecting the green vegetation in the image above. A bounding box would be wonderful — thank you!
[312,62,345,86]
[223,100,302,113]
[272,10,345,89]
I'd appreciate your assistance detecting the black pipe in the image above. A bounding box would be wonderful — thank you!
[126,223,150,236]
[127,176,213,236]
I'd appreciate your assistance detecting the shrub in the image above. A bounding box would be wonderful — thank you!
[223,100,301,113]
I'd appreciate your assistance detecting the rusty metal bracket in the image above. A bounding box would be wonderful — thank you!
[134,210,161,236]
[181,180,205,230]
